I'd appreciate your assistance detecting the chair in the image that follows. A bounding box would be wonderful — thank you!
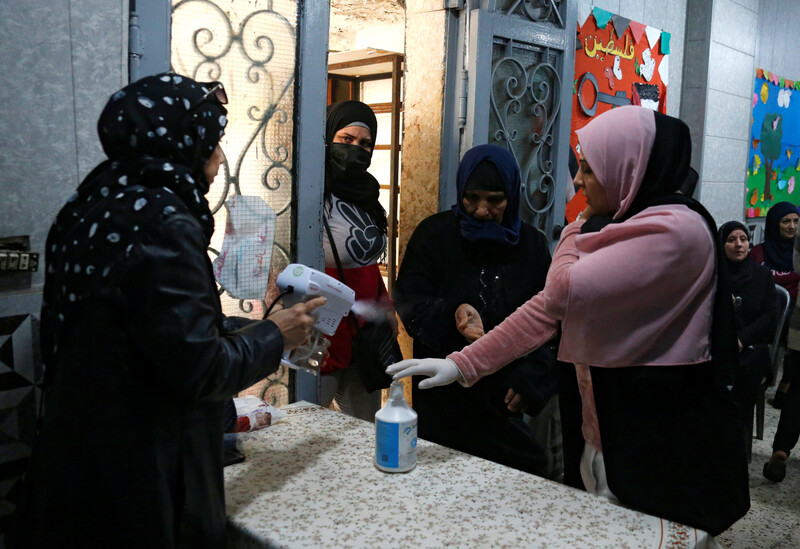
[755,284,792,441]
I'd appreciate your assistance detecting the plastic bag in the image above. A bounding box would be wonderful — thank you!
[212,195,276,299]
[232,396,287,433]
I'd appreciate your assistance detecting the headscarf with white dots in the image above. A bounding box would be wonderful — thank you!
[41,73,227,379]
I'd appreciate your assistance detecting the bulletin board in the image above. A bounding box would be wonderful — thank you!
[565,7,671,222]
[745,68,800,218]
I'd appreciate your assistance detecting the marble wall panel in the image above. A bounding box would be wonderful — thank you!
[683,39,711,92]
[754,0,800,78]
[708,41,757,98]
[705,88,752,141]
[682,86,707,136]
[711,0,758,56]
[700,181,748,223]
[701,135,750,183]
[0,0,77,290]
[617,0,643,23]
[664,0,688,117]
[406,0,448,15]
[690,129,704,180]
[0,0,126,292]
[70,0,128,181]
[642,0,669,31]
[686,0,713,41]
[731,0,759,12]
[399,9,448,262]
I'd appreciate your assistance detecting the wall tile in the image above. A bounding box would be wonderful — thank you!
[702,135,750,183]
[686,0,713,42]
[682,87,708,135]
[70,0,127,181]
[699,181,747,223]
[712,0,758,56]
[405,0,445,15]
[642,0,669,31]
[399,10,448,261]
[617,0,643,23]
[708,41,757,99]
[683,40,710,90]
[690,129,705,177]
[0,0,77,290]
[705,89,752,140]
[730,0,759,13]
[667,29,685,117]
[754,0,800,78]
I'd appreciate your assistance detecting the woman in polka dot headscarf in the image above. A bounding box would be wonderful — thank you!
[11,74,324,548]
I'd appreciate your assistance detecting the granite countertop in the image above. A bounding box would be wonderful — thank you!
[224,402,701,548]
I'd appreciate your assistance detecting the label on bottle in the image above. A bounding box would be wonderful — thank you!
[375,418,417,470]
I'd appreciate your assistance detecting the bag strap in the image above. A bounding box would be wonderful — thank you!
[323,215,362,336]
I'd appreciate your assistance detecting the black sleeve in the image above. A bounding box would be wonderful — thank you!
[739,269,778,348]
[393,219,465,356]
[123,214,285,403]
[222,316,258,333]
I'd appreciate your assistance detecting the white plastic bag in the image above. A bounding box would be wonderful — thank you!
[212,195,276,299]
[232,396,287,433]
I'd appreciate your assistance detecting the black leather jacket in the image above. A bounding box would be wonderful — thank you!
[13,207,284,548]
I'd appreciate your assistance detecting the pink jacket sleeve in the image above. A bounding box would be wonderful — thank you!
[448,221,584,386]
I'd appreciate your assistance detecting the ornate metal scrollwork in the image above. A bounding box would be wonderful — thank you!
[496,0,564,27]
[171,0,299,404]
[489,40,561,232]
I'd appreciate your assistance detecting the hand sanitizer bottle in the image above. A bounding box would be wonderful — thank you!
[375,380,417,473]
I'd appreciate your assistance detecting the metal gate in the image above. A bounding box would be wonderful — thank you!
[132,0,329,404]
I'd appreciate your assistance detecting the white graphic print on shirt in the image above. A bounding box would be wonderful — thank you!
[324,195,386,268]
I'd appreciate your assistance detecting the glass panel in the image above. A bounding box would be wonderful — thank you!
[489,38,561,232]
[494,0,565,27]
[171,0,300,405]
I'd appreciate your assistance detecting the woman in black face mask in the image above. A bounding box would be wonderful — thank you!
[320,101,396,420]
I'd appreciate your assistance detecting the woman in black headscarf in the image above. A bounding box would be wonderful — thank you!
[751,201,800,300]
[319,100,396,420]
[10,74,322,548]
[718,221,777,443]
[751,202,800,408]
[394,144,556,475]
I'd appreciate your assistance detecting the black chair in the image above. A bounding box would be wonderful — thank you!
[755,284,792,440]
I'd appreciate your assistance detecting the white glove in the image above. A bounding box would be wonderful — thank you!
[385,358,463,389]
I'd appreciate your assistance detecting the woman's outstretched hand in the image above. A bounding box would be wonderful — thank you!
[455,303,485,342]
[269,297,326,351]
[386,358,462,388]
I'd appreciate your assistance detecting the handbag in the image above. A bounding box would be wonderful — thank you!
[323,216,400,392]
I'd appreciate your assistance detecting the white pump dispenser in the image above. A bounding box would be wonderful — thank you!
[375,381,418,473]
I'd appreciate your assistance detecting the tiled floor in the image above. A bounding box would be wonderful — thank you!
[718,384,800,549]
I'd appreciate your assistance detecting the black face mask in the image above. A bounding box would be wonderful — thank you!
[328,143,372,179]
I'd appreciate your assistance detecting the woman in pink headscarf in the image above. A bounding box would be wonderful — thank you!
[389,106,749,536]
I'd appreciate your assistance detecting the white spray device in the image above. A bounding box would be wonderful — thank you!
[275,263,355,373]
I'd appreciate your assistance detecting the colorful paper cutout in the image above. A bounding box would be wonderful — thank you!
[747,68,800,217]
[658,54,669,87]
[628,21,646,43]
[645,26,661,49]
[569,10,668,222]
[611,15,631,39]
[613,55,623,80]
[577,3,593,27]
[592,7,613,29]
[639,49,656,81]
[661,32,671,55]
